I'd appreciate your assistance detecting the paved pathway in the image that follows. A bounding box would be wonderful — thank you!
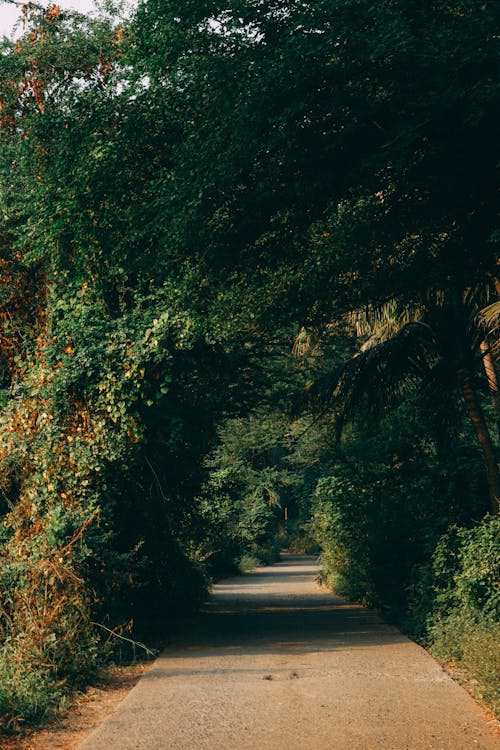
[79,554,500,750]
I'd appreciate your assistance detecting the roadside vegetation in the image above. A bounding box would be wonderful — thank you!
[0,0,498,732]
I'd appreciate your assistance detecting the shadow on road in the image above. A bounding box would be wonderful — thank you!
[158,554,407,662]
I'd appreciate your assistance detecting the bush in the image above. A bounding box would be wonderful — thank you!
[238,554,261,573]
[0,656,65,734]
[285,520,321,555]
[255,544,281,566]
[423,516,500,715]
[431,619,500,714]
[310,475,379,604]
[238,541,282,573]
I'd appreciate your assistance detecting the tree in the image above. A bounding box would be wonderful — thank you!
[307,289,499,514]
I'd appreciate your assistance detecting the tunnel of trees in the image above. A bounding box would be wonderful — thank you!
[0,0,498,731]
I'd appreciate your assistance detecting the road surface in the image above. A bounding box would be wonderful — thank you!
[78,554,499,750]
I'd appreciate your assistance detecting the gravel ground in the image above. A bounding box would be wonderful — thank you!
[78,554,500,750]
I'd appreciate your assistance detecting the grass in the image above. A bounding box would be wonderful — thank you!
[429,618,500,718]
[0,656,66,734]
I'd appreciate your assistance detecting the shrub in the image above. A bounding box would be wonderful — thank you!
[310,475,377,604]
[424,516,500,715]
[238,554,261,573]
[0,655,65,734]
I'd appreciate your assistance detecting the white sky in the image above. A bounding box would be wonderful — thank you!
[0,0,99,38]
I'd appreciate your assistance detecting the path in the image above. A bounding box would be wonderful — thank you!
[78,555,499,750]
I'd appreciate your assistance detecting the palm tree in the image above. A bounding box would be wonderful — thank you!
[306,289,499,515]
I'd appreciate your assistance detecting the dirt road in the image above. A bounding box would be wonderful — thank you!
[78,554,499,750]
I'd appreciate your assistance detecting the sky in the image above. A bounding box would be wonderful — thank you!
[0,0,98,38]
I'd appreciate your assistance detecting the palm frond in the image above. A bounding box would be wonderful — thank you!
[292,326,312,357]
[481,300,500,327]
[305,322,438,437]
[351,299,424,349]
[480,301,500,358]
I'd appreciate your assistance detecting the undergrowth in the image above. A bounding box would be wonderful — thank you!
[315,502,500,718]
[0,654,70,734]
[238,554,261,573]
[423,517,500,716]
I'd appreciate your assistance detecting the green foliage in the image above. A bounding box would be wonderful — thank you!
[307,399,499,713]
[0,0,498,733]
[128,0,499,324]
[312,475,374,603]
[429,518,500,624]
[308,389,492,602]
[418,518,500,714]
[198,410,291,575]
[237,554,262,574]
[0,656,65,734]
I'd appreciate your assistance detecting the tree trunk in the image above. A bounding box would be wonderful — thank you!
[458,367,499,515]
[480,339,500,441]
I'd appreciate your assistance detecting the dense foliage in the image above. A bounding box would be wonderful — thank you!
[0,0,498,731]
